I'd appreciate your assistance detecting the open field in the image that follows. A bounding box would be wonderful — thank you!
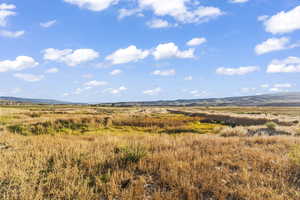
[1,106,300,200]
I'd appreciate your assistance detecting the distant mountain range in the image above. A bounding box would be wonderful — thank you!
[99,92,300,107]
[0,96,72,105]
[2,92,300,106]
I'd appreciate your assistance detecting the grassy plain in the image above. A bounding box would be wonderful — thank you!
[1,105,300,200]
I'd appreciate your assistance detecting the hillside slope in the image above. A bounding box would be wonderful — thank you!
[0,96,71,105]
[100,92,300,107]
[2,92,300,106]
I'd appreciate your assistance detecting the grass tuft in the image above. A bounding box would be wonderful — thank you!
[219,126,248,137]
[115,145,148,164]
[265,122,277,130]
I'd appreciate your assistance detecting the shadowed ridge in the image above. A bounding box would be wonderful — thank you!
[96,92,300,107]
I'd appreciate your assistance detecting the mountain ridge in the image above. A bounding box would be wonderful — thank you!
[98,92,300,107]
[2,92,300,106]
[0,96,73,105]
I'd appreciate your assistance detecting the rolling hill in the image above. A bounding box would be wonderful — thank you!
[2,92,300,106]
[0,96,72,105]
[99,92,300,107]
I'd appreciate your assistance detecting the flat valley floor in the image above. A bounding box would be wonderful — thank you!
[1,106,300,200]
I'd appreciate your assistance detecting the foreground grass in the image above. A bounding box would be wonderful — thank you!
[1,133,300,200]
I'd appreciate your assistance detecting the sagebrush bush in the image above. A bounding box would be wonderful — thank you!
[115,145,148,164]
[212,126,224,134]
[7,117,106,135]
[266,122,277,130]
[290,145,300,164]
[112,115,201,128]
[26,112,42,118]
[294,128,300,137]
[219,126,248,137]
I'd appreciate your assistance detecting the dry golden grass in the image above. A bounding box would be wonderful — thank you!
[219,126,248,137]
[4,111,220,136]
[112,114,201,128]
[181,106,300,118]
[2,106,300,199]
[1,133,300,200]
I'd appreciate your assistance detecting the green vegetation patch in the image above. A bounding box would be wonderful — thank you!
[0,115,18,125]
[114,145,148,164]
[7,118,104,136]
[162,121,221,134]
[112,114,221,134]
[6,113,222,136]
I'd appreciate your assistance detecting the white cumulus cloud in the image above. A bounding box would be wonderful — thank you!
[0,56,38,72]
[0,30,24,38]
[267,57,300,73]
[63,0,118,11]
[43,48,99,66]
[273,83,292,88]
[106,45,149,65]
[255,37,291,55]
[0,3,16,10]
[269,88,281,92]
[109,86,127,94]
[45,68,59,73]
[147,19,170,28]
[0,4,24,39]
[229,0,248,3]
[189,90,208,97]
[84,80,108,87]
[152,69,176,76]
[40,20,57,28]
[14,73,44,82]
[138,0,223,24]
[143,87,161,96]
[118,8,142,19]
[110,69,122,75]
[264,6,300,34]
[0,3,16,27]
[269,83,293,93]
[216,66,259,75]
[187,37,206,46]
[257,15,268,22]
[153,42,195,60]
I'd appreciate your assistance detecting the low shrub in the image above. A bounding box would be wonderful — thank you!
[112,115,201,129]
[219,127,248,137]
[265,122,277,130]
[8,124,26,135]
[288,145,300,187]
[212,126,224,134]
[290,145,300,165]
[26,112,42,118]
[99,171,111,183]
[163,128,200,134]
[114,145,148,164]
[294,128,300,137]
[7,117,105,135]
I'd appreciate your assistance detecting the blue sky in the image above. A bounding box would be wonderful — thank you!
[0,0,300,103]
